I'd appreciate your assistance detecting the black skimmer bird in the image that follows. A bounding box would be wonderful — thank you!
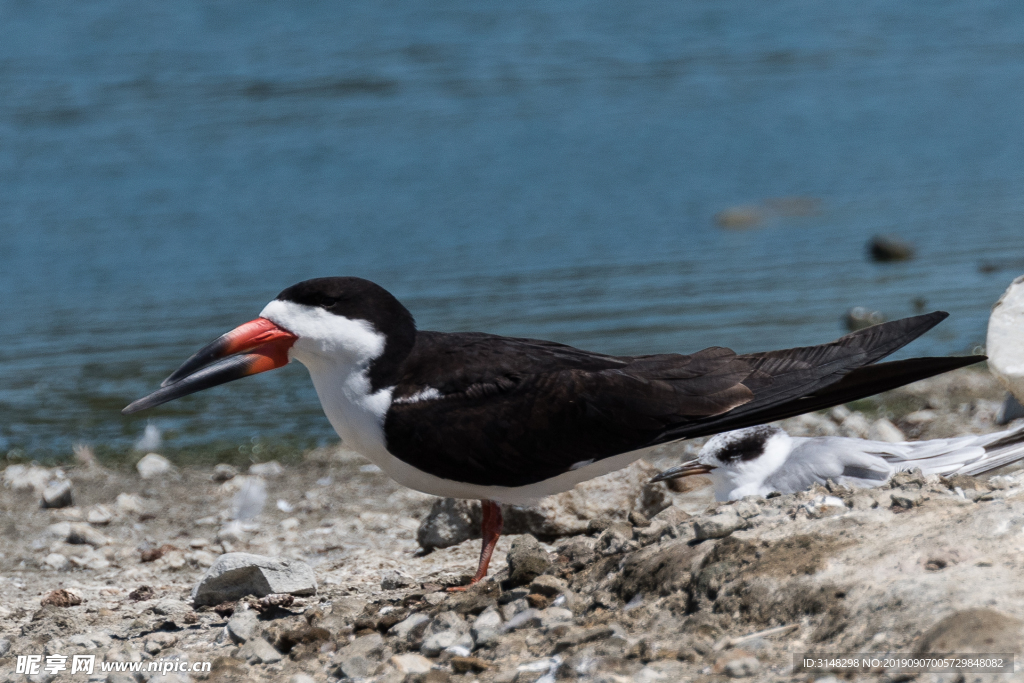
[123,277,983,587]
[652,423,1024,501]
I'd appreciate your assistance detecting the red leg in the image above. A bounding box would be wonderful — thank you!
[449,500,502,591]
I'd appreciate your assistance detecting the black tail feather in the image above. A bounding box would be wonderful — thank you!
[652,311,984,444]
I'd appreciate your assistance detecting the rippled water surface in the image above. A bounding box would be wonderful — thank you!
[2,0,1024,460]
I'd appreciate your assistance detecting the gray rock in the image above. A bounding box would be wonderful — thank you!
[538,607,573,629]
[595,522,637,556]
[239,636,282,664]
[528,575,568,597]
[41,479,73,508]
[190,552,317,606]
[997,392,1024,426]
[336,633,386,678]
[66,522,110,546]
[339,632,386,659]
[136,453,173,479]
[693,508,748,540]
[506,535,552,585]
[212,463,239,481]
[891,491,923,508]
[227,608,260,644]
[556,536,597,571]
[500,598,529,622]
[337,654,373,679]
[471,608,503,648]
[504,608,542,631]
[389,613,431,647]
[67,632,111,649]
[381,569,416,590]
[417,498,480,551]
[143,632,177,654]
[419,611,470,656]
[724,656,760,677]
[0,638,9,657]
[731,498,761,519]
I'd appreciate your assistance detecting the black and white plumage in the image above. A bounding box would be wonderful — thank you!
[122,276,983,584]
[653,423,1024,501]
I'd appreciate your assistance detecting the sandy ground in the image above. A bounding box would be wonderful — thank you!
[2,367,1023,683]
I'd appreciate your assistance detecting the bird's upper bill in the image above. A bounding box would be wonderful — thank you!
[122,318,297,415]
[651,458,717,481]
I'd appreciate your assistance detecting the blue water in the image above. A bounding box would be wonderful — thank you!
[2,0,1024,461]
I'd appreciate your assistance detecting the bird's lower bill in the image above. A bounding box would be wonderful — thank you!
[652,459,717,481]
[122,318,297,415]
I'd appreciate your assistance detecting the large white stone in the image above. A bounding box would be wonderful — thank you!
[136,453,173,479]
[988,275,1024,403]
[190,552,317,606]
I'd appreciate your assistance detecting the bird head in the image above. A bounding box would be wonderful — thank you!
[122,277,416,415]
[653,425,793,501]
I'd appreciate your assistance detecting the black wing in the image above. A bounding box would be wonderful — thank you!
[383,313,980,487]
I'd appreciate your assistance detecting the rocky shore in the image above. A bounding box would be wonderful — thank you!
[2,367,1023,683]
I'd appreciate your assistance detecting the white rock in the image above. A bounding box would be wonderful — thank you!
[2,464,52,492]
[43,553,70,571]
[381,569,415,590]
[239,636,282,664]
[724,656,760,677]
[86,505,113,525]
[988,275,1024,403]
[869,418,905,443]
[227,609,260,644]
[41,479,74,508]
[218,520,248,543]
[67,522,110,546]
[115,492,145,514]
[389,613,431,647]
[840,411,871,438]
[136,453,173,479]
[249,461,284,477]
[904,409,937,424]
[539,607,573,628]
[421,629,473,657]
[829,405,852,422]
[190,552,317,606]
[390,653,434,674]
[694,508,748,540]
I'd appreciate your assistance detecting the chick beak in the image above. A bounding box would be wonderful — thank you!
[651,458,717,482]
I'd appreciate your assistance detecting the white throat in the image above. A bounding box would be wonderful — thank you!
[707,431,794,501]
[259,299,394,458]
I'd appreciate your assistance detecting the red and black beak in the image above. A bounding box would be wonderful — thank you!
[122,318,298,415]
[651,458,717,482]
